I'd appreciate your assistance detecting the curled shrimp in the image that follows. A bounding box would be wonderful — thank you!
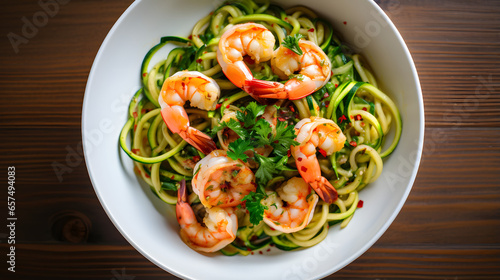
[217,23,275,93]
[262,177,319,233]
[159,70,218,154]
[292,117,346,204]
[192,150,256,208]
[244,39,331,100]
[176,179,237,252]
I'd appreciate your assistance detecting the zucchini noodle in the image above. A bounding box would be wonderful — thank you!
[119,0,402,255]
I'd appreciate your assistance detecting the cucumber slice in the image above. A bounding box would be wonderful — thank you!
[314,18,333,51]
[119,117,187,164]
[141,36,190,85]
[271,235,300,251]
[220,244,241,256]
[231,14,293,31]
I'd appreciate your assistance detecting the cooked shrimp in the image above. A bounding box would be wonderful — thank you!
[217,23,275,91]
[176,179,237,252]
[192,150,256,208]
[261,177,319,233]
[159,70,218,154]
[292,117,346,203]
[244,39,331,100]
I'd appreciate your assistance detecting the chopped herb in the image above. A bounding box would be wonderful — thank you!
[242,192,268,225]
[232,169,240,177]
[282,34,304,55]
[194,164,201,176]
[227,138,253,162]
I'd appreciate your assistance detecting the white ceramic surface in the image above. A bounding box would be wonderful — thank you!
[82,0,424,279]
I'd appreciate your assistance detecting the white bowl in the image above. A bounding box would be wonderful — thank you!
[82,0,424,279]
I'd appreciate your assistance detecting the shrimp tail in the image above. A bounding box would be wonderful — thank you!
[177,179,187,204]
[161,106,216,155]
[244,79,317,100]
[181,127,217,155]
[309,177,338,204]
[244,79,288,99]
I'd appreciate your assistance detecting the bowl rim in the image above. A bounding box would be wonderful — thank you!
[82,0,425,278]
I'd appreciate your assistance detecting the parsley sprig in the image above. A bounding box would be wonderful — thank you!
[241,192,267,226]
[212,102,300,225]
[282,34,304,55]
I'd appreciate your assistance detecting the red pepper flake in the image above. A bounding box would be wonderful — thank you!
[133,124,137,131]
[289,105,295,113]
[297,157,303,162]
[324,100,330,108]
[360,122,365,127]
[141,109,146,114]
[335,84,338,88]
[133,111,138,118]
[259,251,263,255]
[301,166,308,172]
[357,200,364,208]
[349,141,357,147]
[229,198,234,203]
[134,166,141,175]
[318,149,327,157]
[308,28,315,32]
[215,103,222,109]
[338,115,347,123]
[284,17,288,20]
[343,21,347,25]
[350,115,354,119]
[362,107,367,111]
[354,114,362,121]
[142,72,147,77]
[287,150,291,157]
[145,173,150,178]
[251,252,254,255]
[170,176,175,180]
[131,149,140,155]
[226,104,230,109]
[267,248,271,252]
[247,248,252,251]
[193,155,201,162]
[224,98,228,101]
[241,200,247,208]
[188,35,193,39]
[273,140,279,144]
[278,117,286,122]
[196,58,203,63]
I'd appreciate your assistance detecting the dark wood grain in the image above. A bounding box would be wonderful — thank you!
[1,0,499,279]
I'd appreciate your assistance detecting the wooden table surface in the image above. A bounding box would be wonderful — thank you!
[1,0,499,279]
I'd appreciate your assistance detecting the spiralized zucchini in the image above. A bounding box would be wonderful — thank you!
[119,0,402,255]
